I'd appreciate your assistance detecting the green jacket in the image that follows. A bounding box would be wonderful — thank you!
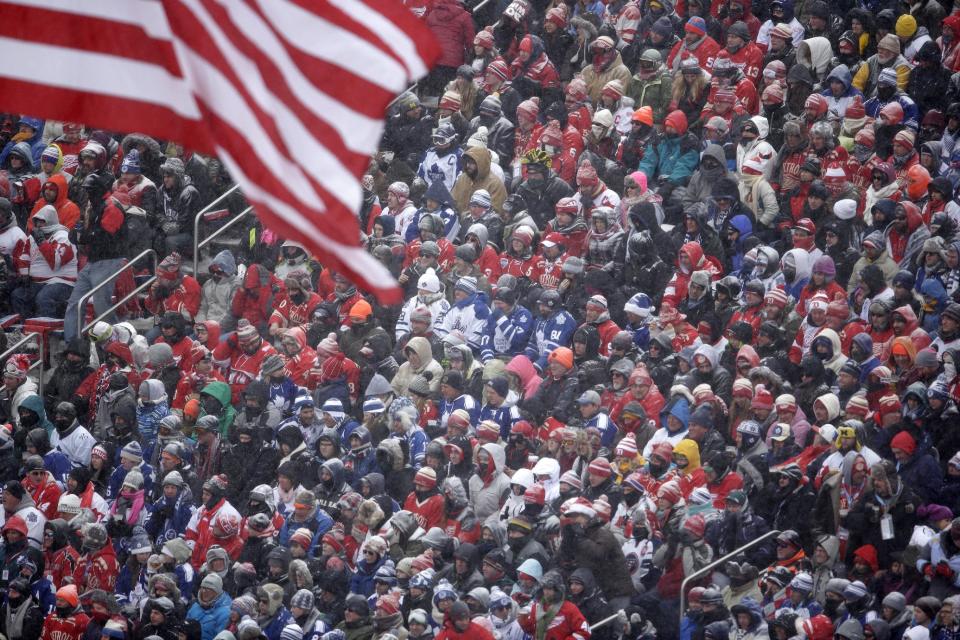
[199,381,236,437]
[626,68,673,124]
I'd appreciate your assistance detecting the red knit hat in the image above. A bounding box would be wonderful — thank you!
[523,484,546,506]
[587,458,612,479]
[764,288,789,309]
[576,162,599,187]
[477,420,501,443]
[414,467,437,489]
[377,594,401,616]
[891,430,916,456]
[845,96,865,120]
[878,394,902,418]
[751,386,774,410]
[845,395,870,418]
[664,110,688,135]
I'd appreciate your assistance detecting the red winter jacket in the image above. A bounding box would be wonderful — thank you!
[73,542,119,592]
[44,544,79,590]
[425,0,474,68]
[519,600,591,640]
[155,334,202,373]
[403,491,446,531]
[24,472,61,520]
[721,44,764,86]
[229,264,284,332]
[143,276,203,321]
[212,337,278,404]
[269,291,323,330]
[41,609,90,640]
[437,619,496,640]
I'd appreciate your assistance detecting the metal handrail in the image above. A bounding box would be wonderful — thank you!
[192,205,255,277]
[678,529,781,627]
[473,0,493,12]
[0,332,44,398]
[191,184,243,268]
[77,249,157,337]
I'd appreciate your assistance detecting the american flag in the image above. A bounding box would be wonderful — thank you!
[0,0,439,303]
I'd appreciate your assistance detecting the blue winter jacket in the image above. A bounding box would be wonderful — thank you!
[186,591,232,640]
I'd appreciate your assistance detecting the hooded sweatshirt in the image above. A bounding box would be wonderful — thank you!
[197,250,239,324]
[13,205,77,285]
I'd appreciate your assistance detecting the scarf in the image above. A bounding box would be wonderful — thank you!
[534,600,561,640]
[110,488,146,525]
[5,597,30,638]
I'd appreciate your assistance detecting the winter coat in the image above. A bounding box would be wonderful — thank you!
[196,250,239,324]
[40,609,90,640]
[391,337,444,397]
[425,0,474,68]
[682,144,728,210]
[582,51,632,103]
[186,591,232,640]
[517,597,590,640]
[637,132,699,185]
[626,67,674,123]
[513,171,573,229]
[565,521,635,601]
[451,147,507,216]
[145,487,196,547]
[846,483,920,563]
[468,443,511,521]
[527,368,581,425]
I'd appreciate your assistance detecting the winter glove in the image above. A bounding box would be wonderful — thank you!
[937,562,955,580]
[924,563,936,580]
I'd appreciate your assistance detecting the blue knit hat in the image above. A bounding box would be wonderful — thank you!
[456,276,478,296]
[624,292,653,318]
[685,16,707,35]
[363,398,386,414]
[121,149,141,175]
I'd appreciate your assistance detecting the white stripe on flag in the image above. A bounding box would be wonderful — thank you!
[211,0,385,153]
[3,0,175,39]
[219,149,398,288]
[245,0,410,92]
[330,0,432,77]
[172,41,333,209]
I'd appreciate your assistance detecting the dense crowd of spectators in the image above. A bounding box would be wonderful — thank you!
[7,0,960,639]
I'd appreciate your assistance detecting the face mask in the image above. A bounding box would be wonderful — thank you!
[508,535,527,551]
[202,397,222,416]
[57,606,73,618]
[527,176,545,189]
[245,404,263,419]
[54,417,73,432]
[632,525,649,540]
[19,412,38,429]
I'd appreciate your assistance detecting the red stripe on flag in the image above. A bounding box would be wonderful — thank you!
[0,5,182,75]
[0,79,209,155]
[240,1,400,121]
[192,0,374,174]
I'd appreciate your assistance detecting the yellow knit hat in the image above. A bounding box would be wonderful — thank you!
[896,14,917,38]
